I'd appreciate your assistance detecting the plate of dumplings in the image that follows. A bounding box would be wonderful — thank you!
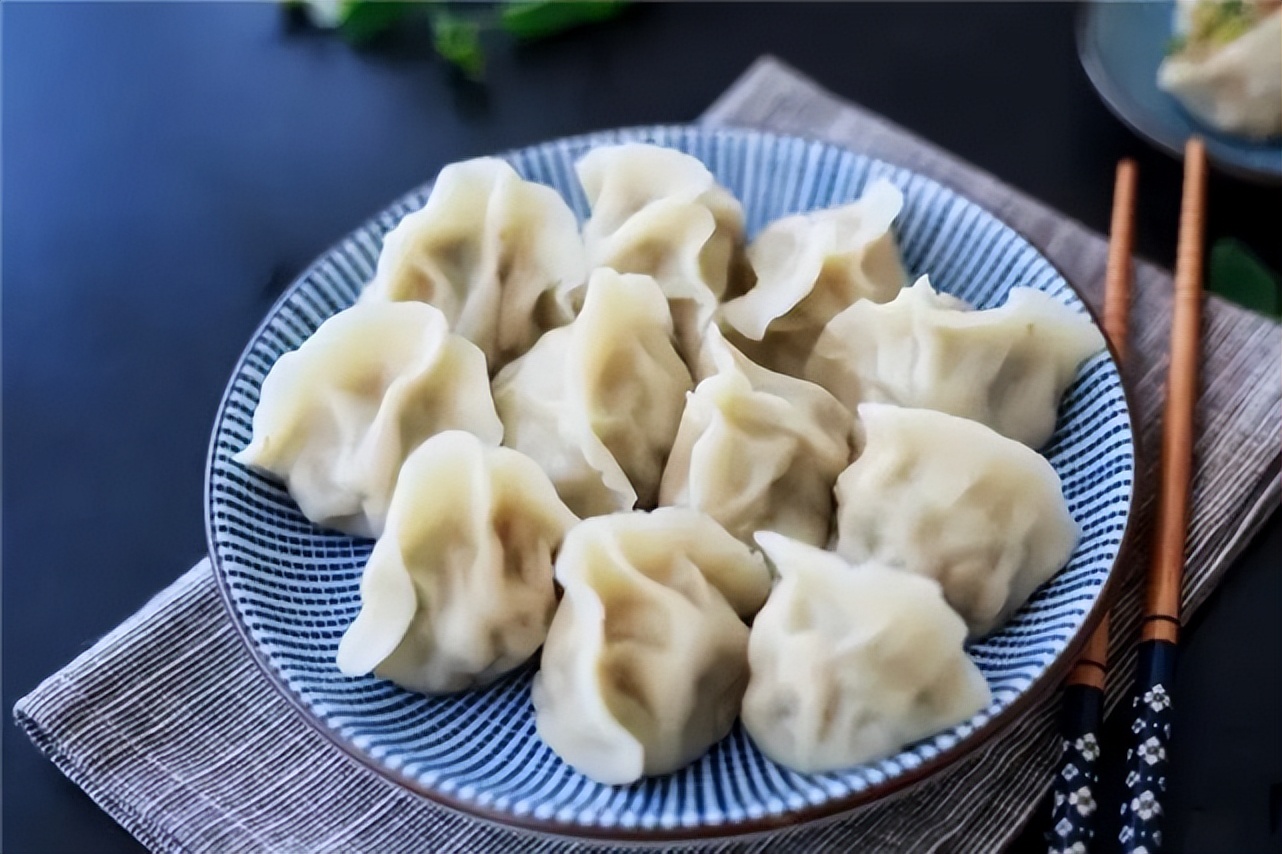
[207,126,1137,840]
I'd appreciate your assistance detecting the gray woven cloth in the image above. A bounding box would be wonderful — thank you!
[16,57,1281,854]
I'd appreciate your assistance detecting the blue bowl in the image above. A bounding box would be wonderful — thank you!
[207,126,1137,841]
[1078,0,1282,184]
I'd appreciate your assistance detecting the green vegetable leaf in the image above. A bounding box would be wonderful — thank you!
[1208,238,1281,318]
[338,0,413,44]
[1165,34,1188,56]
[431,7,486,79]
[499,1,628,41]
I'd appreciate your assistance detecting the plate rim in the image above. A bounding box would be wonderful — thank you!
[1076,0,1282,186]
[205,124,1143,843]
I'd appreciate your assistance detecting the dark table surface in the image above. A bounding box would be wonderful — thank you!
[4,3,1280,852]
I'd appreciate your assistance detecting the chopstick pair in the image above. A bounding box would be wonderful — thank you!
[1047,138,1208,854]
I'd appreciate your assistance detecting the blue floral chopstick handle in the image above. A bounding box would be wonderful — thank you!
[1118,638,1177,853]
[1047,683,1104,853]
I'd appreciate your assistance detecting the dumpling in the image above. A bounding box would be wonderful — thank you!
[1158,2,1282,139]
[361,157,586,373]
[532,508,772,784]
[234,301,503,538]
[658,326,855,547]
[806,276,1105,449]
[569,143,747,363]
[742,532,991,774]
[834,403,1078,636]
[719,178,908,375]
[493,268,693,518]
[336,431,577,694]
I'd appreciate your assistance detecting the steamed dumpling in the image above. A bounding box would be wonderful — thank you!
[743,532,991,774]
[1158,2,1282,139]
[235,301,503,538]
[493,268,693,518]
[658,326,856,547]
[834,403,1078,636]
[719,178,908,374]
[532,508,772,784]
[336,431,577,694]
[362,157,586,373]
[569,143,747,363]
[806,277,1105,448]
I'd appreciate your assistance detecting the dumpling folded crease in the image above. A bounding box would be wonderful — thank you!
[532,508,772,785]
[336,431,578,694]
[234,301,503,538]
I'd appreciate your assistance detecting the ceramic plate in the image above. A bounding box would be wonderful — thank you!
[1078,0,1282,184]
[207,126,1137,841]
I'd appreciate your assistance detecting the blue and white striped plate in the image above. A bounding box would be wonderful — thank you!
[207,126,1137,841]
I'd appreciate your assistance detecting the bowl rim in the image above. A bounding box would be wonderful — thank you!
[206,124,1143,843]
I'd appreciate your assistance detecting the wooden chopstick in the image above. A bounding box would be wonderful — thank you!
[1118,137,1207,854]
[1046,158,1137,854]
[1141,138,1207,645]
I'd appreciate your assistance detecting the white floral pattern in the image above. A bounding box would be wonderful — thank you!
[1069,786,1097,816]
[1075,733,1101,762]
[1138,736,1166,766]
[1131,790,1160,820]
[1143,684,1171,711]
[1049,698,1105,852]
[1121,672,1173,852]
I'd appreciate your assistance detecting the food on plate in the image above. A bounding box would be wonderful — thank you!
[237,140,1107,786]
[1158,0,1282,138]
[834,403,1079,637]
[336,431,577,693]
[493,267,693,518]
[719,178,908,374]
[569,143,747,365]
[806,276,1106,449]
[658,325,856,547]
[234,301,502,538]
[361,157,586,373]
[531,508,771,784]
[742,532,991,774]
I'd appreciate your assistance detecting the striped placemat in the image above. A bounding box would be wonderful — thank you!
[15,56,1281,854]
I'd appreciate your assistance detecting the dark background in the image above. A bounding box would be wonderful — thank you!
[3,3,1279,852]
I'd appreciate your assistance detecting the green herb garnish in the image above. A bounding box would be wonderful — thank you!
[291,1,630,77]
[430,7,486,79]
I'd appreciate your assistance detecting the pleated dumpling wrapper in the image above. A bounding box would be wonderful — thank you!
[234,301,503,538]
[806,276,1105,449]
[658,325,856,548]
[336,431,578,694]
[834,403,1079,637]
[569,143,747,365]
[1158,1,1282,139]
[743,532,991,774]
[533,508,772,785]
[493,268,694,519]
[719,177,908,375]
[361,157,587,374]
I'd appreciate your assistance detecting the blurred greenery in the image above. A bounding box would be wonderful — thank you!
[429,8,485,80]
[287,1,629,78]
[1208,238,1280,318]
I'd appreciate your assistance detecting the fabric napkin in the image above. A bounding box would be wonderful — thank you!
[16,57,1282,854]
